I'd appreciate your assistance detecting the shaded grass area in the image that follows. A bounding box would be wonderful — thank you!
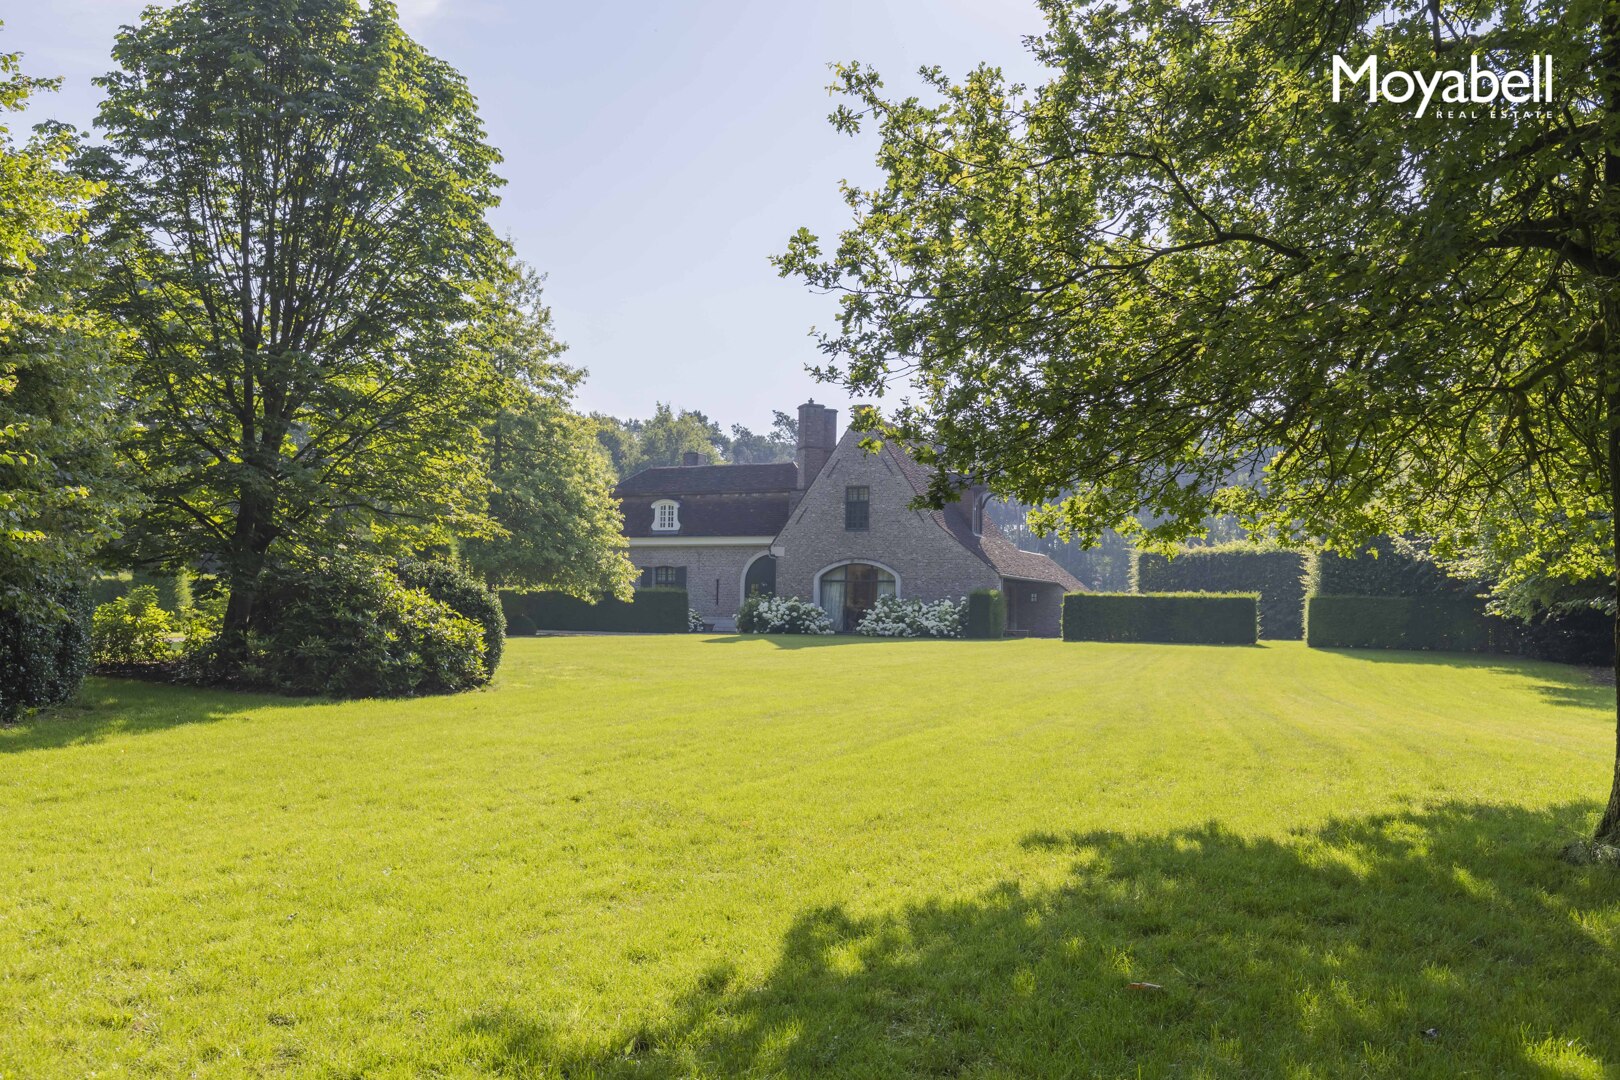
[1,639,1617,1077]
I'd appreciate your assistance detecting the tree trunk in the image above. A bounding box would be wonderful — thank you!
[216,491,278,667]
[1600,386,1620,843]
[1594,11,1620,846]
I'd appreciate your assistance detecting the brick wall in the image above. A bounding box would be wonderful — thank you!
[1005,579,1066,637]
[629,543,770,629]
[774,430,1000,614]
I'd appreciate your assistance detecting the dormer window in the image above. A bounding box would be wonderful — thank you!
[651,499,681,532]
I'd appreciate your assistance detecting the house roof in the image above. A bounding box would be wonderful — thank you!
[886,443,1084,591]
[615,461,798,497]
[619,494,792,538]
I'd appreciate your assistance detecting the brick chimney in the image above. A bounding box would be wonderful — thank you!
[682,451,703,467]
[796,400,837,488]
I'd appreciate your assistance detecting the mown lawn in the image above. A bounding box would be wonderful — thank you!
[2,637,1617,1078]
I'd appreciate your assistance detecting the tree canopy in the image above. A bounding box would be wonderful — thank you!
[462,259,637,599]
[0,29,131,612]
[778,0,1620,842]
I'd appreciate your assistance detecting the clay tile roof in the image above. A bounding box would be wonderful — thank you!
[885,442,1084,592]
[614,462,798,497]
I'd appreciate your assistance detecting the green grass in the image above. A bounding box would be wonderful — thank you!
[2,637,1618,1078]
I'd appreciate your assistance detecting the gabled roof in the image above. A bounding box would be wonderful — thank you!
[615,462,798,497]
[619,494,791,538]
[885,442,1084,591]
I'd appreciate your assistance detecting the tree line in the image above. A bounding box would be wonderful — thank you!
[588,406,798,478]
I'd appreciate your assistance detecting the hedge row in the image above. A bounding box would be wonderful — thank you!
[1306,596,1507,652]
[964,589,1006,639]
[1304,539,1472,598]
[501,587,689,634]
[1063,592,1259,645]
[1307,595,1613,664]
[1134,546,1306,639]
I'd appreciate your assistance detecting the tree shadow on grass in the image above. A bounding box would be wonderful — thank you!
[0,677,313,753]
[454,800,1619,1078]
[1312,648,1617,712]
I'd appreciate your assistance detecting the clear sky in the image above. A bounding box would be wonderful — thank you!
[6,0,1049,434]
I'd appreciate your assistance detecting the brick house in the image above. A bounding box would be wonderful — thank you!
[614,401,1081,634]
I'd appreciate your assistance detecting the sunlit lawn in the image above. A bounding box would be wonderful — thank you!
[2,636,1617,1078]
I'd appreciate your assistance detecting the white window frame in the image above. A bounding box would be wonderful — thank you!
[651,499,681,532]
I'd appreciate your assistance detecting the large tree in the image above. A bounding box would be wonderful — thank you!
[779,0,1620,843]
[462,260,637,598]
[0,29,130,611]
[88,0,508,657]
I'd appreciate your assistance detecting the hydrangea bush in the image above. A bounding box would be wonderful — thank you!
[855,595,966,638]
[688,608,707,632]
[736,594,835,635]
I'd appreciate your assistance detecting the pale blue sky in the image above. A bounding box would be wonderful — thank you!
[7,0,1049,433]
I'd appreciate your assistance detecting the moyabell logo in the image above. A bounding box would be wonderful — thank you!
[1331,54,1554,117]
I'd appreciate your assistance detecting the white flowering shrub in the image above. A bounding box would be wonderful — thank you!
[855,595,966,638]
[736,594,835,635]
[687,608,707,632]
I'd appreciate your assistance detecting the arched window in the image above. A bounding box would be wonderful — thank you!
[651,499,680,532]
[817,562,898,632]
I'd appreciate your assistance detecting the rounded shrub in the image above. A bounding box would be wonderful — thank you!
[393,558,506,676]
[91,585,175,667]
[246,553,489,697]
[0,575,92,721]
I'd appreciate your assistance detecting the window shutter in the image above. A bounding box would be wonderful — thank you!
[675,567,687,589]
[638,568,653,588]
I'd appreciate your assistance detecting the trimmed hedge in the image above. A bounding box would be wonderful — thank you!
[1304,538,1471,598]
[1063,592,1259,645]
[1306,596,1505,651]
[0,577,93,721]
[501,587,688,634]
[1307,595,1614,664]
[1301,537,1612,664]
[1134,546,1306,639]
[1520,607,1614,667]
[965,589,1006,639]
